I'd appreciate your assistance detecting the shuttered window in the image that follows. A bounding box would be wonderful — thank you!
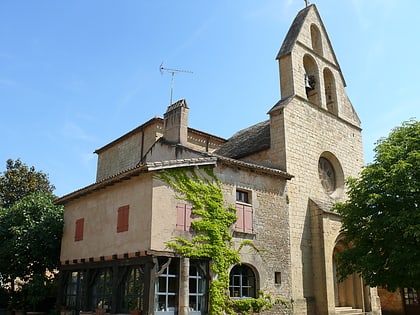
[176,203,193,231]
[74,218,84,241]
[235,204,253,233]
[235,190,253,233]
[117,205,129,233]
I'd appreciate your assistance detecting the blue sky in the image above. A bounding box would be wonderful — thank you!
[1,0,419,197]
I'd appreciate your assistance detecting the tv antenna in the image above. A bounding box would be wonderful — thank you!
[160,63,193,105]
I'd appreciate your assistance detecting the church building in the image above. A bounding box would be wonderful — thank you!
[57,4,382,315]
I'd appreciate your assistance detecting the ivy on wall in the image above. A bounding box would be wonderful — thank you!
[157,166,289,315]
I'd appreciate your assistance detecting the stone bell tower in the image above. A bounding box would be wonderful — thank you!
[267,4,381,315]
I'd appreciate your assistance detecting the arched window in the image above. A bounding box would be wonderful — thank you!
[229,265,256,298]
[122,266,145,313]
[318,152,344,198]
[310,24,323,56]
[92,268,112,312]
[303,54,321,106]
[323,68,338,114]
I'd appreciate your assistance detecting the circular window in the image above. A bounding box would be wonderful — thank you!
[318,157,336,194]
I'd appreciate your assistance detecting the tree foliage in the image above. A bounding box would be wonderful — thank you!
[0,159,63,309]
[157,167,289,315]
[0,159,55,208]
[334,119,420,291]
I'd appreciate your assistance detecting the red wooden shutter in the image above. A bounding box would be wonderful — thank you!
[75,218,84,241]
[185,204,193,231]
[176,203,193,231]
[235,204,244,232]
[176,203,186,230]
[235,204,253,233]
[244,205,253,233]
[117,205,129,233]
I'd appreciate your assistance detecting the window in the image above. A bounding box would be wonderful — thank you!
[122,266,144,312]
[318,157,336,194]
[75,218,84,241]
[310,24,323,56]
[64,271,85,312]
[235,190,253,233]
[117,205,129,233]
[404,288,419,305]
[92,269,112,312]
[155,260,178,313]
[189,262,207,314]
[229,265,256,298]
[303,54,320,106]
[176,203,193,231]
[323,68,337,114]
[275,272,282,285]
[236,190,249,203]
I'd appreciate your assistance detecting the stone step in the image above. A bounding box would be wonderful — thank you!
[335,306,364,315]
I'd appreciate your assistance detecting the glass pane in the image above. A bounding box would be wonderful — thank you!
[157,295,167,311]
[189,278,197,293]
[167,295,176,308]
[168,277,176,293]
[189,296,197,311]
[158,277,167,292]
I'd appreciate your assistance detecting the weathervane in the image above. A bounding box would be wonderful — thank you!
[159,63,193,105]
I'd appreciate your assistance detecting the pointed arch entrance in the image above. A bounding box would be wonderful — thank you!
[333,239,371,312]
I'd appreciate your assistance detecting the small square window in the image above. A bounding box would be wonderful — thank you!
[236,190,249,204]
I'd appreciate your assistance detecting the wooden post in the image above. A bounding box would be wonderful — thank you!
[179,257,190,315]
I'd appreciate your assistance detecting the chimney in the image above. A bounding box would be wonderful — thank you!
[163,99,189,145]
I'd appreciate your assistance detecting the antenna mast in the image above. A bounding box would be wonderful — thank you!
[159,63,193,105]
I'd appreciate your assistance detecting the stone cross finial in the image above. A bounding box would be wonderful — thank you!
[304,0,310,7]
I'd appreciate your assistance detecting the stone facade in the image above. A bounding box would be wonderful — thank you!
[57,4,382,315]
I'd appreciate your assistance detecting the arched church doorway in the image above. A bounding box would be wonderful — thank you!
[333,240,371,312]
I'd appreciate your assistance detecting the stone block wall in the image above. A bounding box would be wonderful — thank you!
[216,164,292,303]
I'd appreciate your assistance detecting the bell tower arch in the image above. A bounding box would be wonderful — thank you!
[267,4,381,314]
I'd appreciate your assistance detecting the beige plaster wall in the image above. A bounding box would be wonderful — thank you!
[60,174,154,262]
[149,177,182,251]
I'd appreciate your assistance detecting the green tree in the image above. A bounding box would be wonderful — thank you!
[0,158,55,209]
[0,159,63,310]
[0,192,64,309]
[334,119,420,291]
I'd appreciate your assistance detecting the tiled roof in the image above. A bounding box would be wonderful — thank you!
[145,157,217,170]
[215,120,271,159]
[55,147,292,204]
[55,157,217,204]
[215,154,292,179]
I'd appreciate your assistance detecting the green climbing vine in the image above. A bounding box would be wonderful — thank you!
[157,166,289,315]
